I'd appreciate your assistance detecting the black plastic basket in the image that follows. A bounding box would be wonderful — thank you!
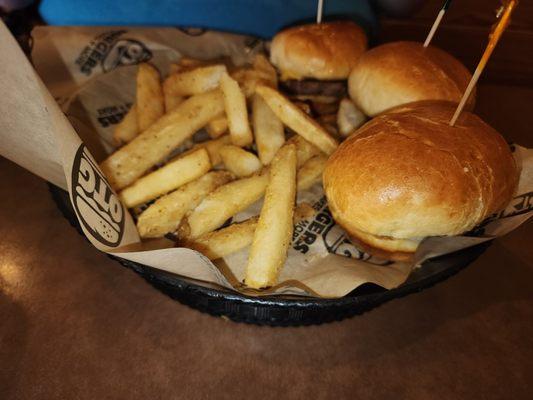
[50,184,489,326]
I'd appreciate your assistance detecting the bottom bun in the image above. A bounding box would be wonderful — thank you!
[347,229,417,262]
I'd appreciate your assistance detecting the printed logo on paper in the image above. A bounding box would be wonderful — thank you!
[96,102,133,128]
[71,145,125,247]
[75,30,152,76]
[292,196,390,265]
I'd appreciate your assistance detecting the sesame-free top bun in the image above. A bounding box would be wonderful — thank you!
[270,21,367,80]
[323,101,519,260]
[348,41,475,116]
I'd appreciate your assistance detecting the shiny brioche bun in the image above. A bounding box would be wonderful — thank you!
[270,21,367,81]
[348,41,475,116]
[323,101,519,261]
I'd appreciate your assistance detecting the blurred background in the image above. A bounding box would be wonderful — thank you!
[2,0,531,87]
[1,0,532,145]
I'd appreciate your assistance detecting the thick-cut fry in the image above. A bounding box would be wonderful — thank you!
[252,94,285,165]
[163,65,226,97]
[184,171,269,239]
[293,202,315,222]
[293,101,312,115]
[100,90,224,190]
[169,63,182,74]
[255,85,338,154]
[120,148,211,208]
[219,145,262,177]
[185,217,258,260]
[113,104,138,145]
[165,64,183,111]
[178,57,206,69]
[206,115,228,138]
[220,72,253,146]
[231,68,277,98]
[337,98,367,137]
[185,202,314,260]
[193,135,231,166]
[245,145,297,288]
[137,171,233,238]
[286,135,321,167]
[164,91,184,113]
[252,54,278,86]
[297,155,327,191]
[136,63,165,132]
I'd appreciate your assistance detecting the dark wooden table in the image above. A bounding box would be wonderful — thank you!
[1,1,533,398]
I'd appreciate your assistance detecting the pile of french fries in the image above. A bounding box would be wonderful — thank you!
[100,54,345,289]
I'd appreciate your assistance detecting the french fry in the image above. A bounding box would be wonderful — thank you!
[163,65,226,97]
[185,202,314,260]
[255,85,338,155]
[164,89,184,113]
[184,217,258,260]
[297,155,327,191]
[293,101,312,115]
[120,148,211,208]
[178,57,207,69]
[286,135,321,168]
[231,68,277,98]
[163,63,193,112]
[219,145,262,177]
[252,54,278,86]
[137,171,233,238]
[165,63,182,111]
[177,57,233,71]
[169,63,182,74]
[337,98,367,137]
[136,63,165,132]
[245,144,297,288]
[293,202,315,222]
[185,202,313,260]
[100,89,224,190]
[206,115,228,138]
[164,94,184,113]
[169,59,209,75]
[192,135,232,166]
[113,104,138,145]
[220,72,253,146]
[183,170,269,239]
[252,94,285,165]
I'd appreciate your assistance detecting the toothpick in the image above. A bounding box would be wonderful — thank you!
[424,0,452,47]
[450,0,517,126]
[316,0,324,24]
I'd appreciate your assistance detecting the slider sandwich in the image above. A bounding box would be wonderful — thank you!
[270,21,367,116]
[348,41,475,116]
[323,101,519,261]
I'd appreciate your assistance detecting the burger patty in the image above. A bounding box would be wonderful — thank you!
[280,79,347,98]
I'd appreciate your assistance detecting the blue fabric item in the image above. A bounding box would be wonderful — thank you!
[39,0,378,39]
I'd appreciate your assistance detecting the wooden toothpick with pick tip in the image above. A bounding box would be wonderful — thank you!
[450,0,518,126]
[424,0,452,47]
[316,0,324,24]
